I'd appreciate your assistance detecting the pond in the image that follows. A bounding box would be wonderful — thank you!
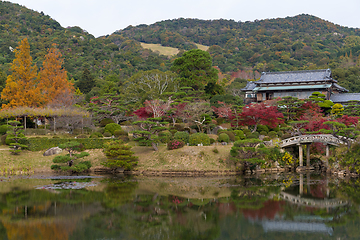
[0,173,359,240]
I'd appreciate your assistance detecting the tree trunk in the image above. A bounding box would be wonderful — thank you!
[151,142,158,151]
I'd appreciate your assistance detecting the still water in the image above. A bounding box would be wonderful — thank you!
[0,173,358,240]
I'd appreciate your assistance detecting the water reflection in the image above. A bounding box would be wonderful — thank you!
[0,174,359,239]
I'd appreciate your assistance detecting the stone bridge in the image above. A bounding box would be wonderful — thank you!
[279,134,344,148]
[279,134,345,168]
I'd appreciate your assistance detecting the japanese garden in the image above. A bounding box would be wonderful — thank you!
[1,1,360,239]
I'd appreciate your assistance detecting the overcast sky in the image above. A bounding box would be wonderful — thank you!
[5,0,360,38]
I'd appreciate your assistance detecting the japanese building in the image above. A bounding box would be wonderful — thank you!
[241,69,349,105]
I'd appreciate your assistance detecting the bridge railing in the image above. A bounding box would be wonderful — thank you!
[279,134,345,147]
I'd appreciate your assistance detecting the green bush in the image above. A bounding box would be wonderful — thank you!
[243,129,251,135]
[218,133,230,143]
[169,129,177,135]
[120,121,131,126]
[189,133,210,146]
[90,132,103,138]
[159,131,172,143]
[104,123,122,135]
[174,131,189,143]
[260,131,267,136]
[224,131,235,142]
[234,130,245,140]
[212,148,219,153]
[114,129,127,138]
[100,118,114,127]
[210,138,216,144]
[1,134,7,145]
[103,131,112,137]
[268,131,277,139]
[257,125,269,133]
[0,125,11,135]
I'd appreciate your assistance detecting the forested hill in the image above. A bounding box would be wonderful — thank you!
[113,15,360,73]
[1,1,360,93]
[0,1,171,82]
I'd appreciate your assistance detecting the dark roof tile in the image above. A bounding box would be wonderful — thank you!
[257,69,333,84]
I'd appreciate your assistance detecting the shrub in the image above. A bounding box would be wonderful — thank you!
[167,139,185,150]
[169,129,177,135]
[248,133,259,139]
[224,131,235,142]
[120,121,131,126]
[263,136,271,141]
[234,130,245,140]
[189,133,210,146]
[114,129,127,138]
[257,125,269,133]
[243,129,251,135]
[100,118,114,127]
[104,123,122,135]
[90,132,103,138]
[218,133,230,143]
[212,148,219,154]
[103,131,112,137]
[0,125,11,135]
[268,131,277,139]
[210,138,216,144]
[174,131,189,143]
[260,131,267,136]
[159,131,172,143]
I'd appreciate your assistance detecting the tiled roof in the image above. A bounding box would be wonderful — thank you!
[256,69,333,84]
[241,81,257,91]
[333,83,349,92]
[330,93,360,103]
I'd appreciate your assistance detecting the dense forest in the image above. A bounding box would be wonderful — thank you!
[1,1,360,97]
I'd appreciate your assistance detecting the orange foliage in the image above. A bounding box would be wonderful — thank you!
[38,45,74,106]
[1,38,42,109]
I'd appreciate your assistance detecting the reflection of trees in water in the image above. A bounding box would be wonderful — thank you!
[2,175,360,239]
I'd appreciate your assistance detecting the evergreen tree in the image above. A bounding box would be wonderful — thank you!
[102,140,138,170]
[76,68,95,94]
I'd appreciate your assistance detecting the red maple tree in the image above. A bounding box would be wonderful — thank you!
[235,102,284,132]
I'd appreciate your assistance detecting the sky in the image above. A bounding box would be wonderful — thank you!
[5,0,360,38]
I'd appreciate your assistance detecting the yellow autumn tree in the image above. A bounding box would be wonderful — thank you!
[38,44,75,106]
[1,38,43,109]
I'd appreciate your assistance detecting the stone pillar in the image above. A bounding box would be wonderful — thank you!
[306,144,311,167]
[325,144,330,167]
[298,144,303,167]
[299,174,303,196]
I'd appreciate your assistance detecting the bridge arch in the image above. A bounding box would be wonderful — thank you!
[279,134,345,168]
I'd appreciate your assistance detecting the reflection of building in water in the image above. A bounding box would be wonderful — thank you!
[262,220,333,235]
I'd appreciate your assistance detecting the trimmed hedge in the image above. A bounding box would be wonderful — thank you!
[27,138,113,151]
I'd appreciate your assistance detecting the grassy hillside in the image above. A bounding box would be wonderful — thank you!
[140,42,179,56]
